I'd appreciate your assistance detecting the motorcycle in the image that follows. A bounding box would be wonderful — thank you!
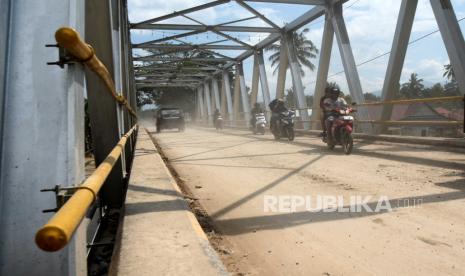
[252,113,267,135]
[272,110,295,141]
[214,115,224,130]
[323,107,356,154]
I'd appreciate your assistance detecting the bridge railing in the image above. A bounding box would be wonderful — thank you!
[291,95,464,136]
[36,125,137,251]
[55,27,137,117]
[35,28,138,252]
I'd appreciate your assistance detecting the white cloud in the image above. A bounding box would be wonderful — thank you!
[128,0,465,98]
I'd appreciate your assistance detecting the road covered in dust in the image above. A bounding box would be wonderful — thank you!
[149,125,465,276]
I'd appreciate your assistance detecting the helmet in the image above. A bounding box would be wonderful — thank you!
[329,87,341,96]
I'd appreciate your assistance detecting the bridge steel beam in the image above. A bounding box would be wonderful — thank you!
[250,53,260,107]
[233,68,242,124]
[134,44,249,51]
[0,0,86,275]
[86,0,126,208]
[133,24,278,33]
[257,50,272,113]
[330,2,371,133]
[204,82,213,125]
[275,37,289,99]
[238,63,252,127]
[132,0,230,26]
[110,0,128,177]
[244,0,326,4]
[311,13,334,130]
[378,0,418,134]
[197,86,205,122]
[220,81,227,116]
[222,70,234,121]
[285,32,310,129]
[212,78,221,110]
[430,0,465,95]
[236,0,280,29]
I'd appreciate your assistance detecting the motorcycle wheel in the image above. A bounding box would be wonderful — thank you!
[286,127,295,141]
[273,129,280,140]
[342,132,353,154]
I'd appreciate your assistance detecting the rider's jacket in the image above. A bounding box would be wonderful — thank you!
[323,97,347,115]
[251,107,264,115]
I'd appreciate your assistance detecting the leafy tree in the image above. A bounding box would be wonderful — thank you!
[266,28,319,76]
[285,87,297,108]
[443,64,455,81]
[398,73,424,99]
[305,95,314,107]
[364,92,380,102]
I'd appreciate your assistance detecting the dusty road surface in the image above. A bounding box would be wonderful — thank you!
[148,125,465,276]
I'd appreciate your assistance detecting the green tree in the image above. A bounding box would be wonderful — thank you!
[266,28,319,76]
[398,73,424,99]
[443,64,455,81]
[363,92,380,102]
[285,87,297,108]
[305,95,314,107]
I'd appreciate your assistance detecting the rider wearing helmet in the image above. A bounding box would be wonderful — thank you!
[250,103,264,127]
[213,108,221,123]
[268,98,288,130]
[323,88,348,143]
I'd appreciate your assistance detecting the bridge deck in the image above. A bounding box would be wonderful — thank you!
[152,126,465,275]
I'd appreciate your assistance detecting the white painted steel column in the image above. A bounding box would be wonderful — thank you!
[330,2,371,133]
[311,13,334,130]
[285,32,310,130]
[275,37,289,99]
[222,70,234,122]
[378,0,418,134]
[0,0,86,275]
[238,63,251,127]
[204,82,213,125]
[212,78,221,110]
[430,0,465,95]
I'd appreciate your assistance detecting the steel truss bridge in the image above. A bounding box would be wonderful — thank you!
[0,0,463,275]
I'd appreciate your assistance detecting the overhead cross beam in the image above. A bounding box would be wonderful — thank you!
[243,0,326,4]
[235,0,280,29]
[134,44,248,50]
[131,0,231,27]
[133,24,278,33]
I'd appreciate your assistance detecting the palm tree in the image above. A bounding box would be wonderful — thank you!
[443,64,455,81]
[266,28,319,76]
[399,73,424,99]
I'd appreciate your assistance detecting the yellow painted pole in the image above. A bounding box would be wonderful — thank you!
[35,125,137,252]
[356,120,462,126]
[54,27,137,117]
[358,95,463,106]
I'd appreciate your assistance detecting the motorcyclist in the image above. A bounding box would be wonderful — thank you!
[323,88,348,143]
[268,98,288,131]
[213,108,221,125]
[250,103,264,127]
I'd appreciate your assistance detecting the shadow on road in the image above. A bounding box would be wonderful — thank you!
[211,155,326,219]
[214,190,465,235]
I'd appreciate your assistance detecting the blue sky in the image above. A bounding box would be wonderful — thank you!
[129,0,465,98]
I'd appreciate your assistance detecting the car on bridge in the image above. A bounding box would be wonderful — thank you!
[156,107,186,132]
